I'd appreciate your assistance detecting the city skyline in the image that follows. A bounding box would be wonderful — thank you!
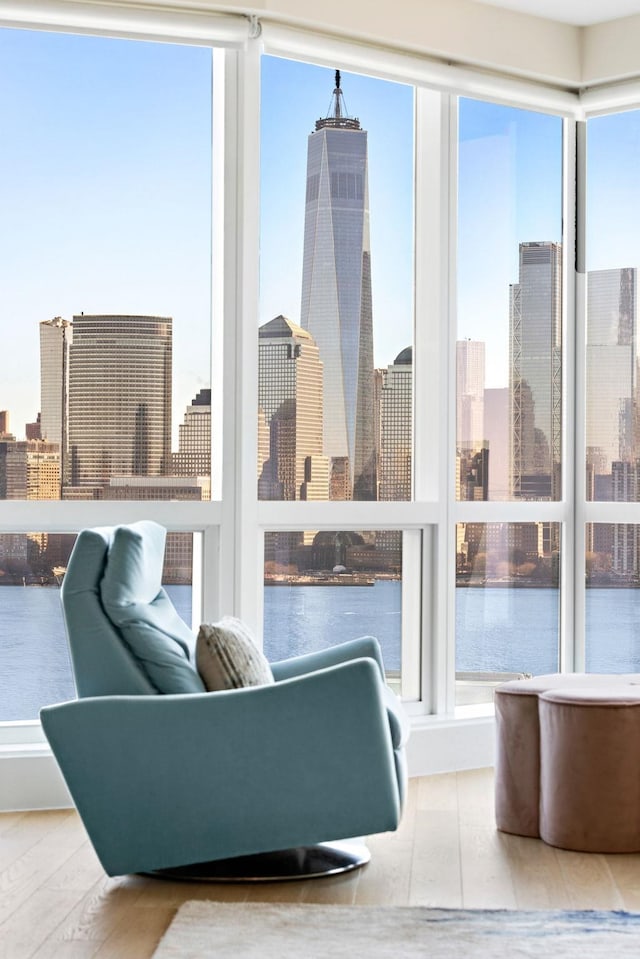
[4,26,640,504]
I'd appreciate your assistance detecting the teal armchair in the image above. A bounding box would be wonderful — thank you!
[40,522,409,879]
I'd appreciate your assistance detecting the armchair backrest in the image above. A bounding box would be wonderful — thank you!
[61,525,157,698]
[61,520,205,698]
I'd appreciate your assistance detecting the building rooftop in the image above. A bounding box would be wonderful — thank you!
[259,315,314,340]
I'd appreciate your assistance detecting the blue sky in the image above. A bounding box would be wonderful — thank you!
[0,26,635,438]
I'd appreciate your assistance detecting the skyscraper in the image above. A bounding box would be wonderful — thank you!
[484,387,509,500]
[380,346,412,502]
[0,440,60,500]
[258,315,328,501]
[509,241,562,500]
[456,339,485,450]
[66,315,172,492]
[39,317,72,486]
[300,71,376,501]
[457,339,489,502]
[171,388,211,481]
[586,268,637,478]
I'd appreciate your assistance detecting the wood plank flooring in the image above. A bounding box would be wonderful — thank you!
[1,768,637,959]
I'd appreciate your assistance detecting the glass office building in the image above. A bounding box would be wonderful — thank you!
[300,73,376,501]
[67,314,172,491]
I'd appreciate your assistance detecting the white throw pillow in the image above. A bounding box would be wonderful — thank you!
[196,616,275,691]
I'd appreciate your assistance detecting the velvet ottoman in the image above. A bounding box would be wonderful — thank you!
[494,673,640,851]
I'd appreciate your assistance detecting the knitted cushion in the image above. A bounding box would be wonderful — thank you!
[196,617,274,691]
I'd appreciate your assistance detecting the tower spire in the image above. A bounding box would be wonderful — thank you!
[333,70,342,119]
[315,69,361,132]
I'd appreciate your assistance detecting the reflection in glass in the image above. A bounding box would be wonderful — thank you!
[457,99,563,502]
[456,522,560,705]
[586,524,640,673]
[586,111,640,503]
[586,270,636,503]
[584,115,640,670]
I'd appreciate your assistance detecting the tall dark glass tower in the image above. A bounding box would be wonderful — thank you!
[509,241,562,501]
[300,71,376,500]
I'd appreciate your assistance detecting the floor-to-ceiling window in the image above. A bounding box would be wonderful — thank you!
[9,4,640,790]
[257,55,421,699]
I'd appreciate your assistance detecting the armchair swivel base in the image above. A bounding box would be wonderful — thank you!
[146,839,370,882]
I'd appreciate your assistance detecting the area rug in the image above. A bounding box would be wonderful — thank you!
[152,902,640,958]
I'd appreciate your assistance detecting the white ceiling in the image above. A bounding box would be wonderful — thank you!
[472,0,640,26]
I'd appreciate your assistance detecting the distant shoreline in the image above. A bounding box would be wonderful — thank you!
[264,571,403,587]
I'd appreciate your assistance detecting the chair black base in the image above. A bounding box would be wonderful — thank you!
[143,840,371,883]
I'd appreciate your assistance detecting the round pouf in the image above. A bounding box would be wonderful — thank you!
[493,673,640,839]
[539,686,640,853]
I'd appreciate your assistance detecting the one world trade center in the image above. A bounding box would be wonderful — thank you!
[300,71,376,500]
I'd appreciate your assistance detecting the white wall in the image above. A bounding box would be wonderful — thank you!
[583,14,640,86]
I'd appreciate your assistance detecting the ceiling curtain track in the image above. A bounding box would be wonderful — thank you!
[0,0,251,47]
[258,19,580,118]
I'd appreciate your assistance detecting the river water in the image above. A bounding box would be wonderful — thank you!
[1,582,638,720]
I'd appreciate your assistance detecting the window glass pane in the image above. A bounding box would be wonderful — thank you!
[1,532,193,721]
[456,522,560,705]
[259,57,414,502]
[263,530,404,693]
[586,523,640,671]
[586,112,640,502]
[457,99,563,501]
[0,29,212,501]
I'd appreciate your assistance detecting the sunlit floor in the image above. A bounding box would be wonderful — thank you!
[2,768,639,959]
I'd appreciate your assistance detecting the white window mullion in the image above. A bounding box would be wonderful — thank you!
[572,121,587,672]
[560,117,578,674]
[400,529,422,703]
[414,87,454,715]
[231,37,263,637]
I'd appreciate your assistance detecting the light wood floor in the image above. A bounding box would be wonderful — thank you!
[2,767,640,959]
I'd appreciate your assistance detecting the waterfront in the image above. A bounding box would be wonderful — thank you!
[2,582,640,720]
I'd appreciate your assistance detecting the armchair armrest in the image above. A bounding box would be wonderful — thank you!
[270,635,385,681]
[41,656,402,876]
